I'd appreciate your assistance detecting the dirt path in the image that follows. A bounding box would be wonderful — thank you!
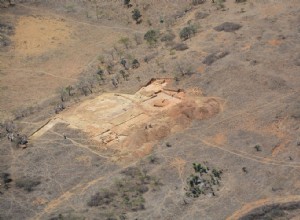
[226,196,300,220]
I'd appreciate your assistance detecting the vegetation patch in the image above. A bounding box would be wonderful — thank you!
[185,163,223,198]
[202,51,229,65]
[180,25,197,41]
[144,29,160,46]
[214,22,242,32]
[15,177,41,192]
[87,167,161,215]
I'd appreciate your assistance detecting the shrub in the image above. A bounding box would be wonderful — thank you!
[191,0,206,5]
[202,51,229,65]
[15,177,41,192]
[185,163,223,198]
[1,173,12,189]
[87,190,116,207]
[55,103,65,114]
[179,25,197,41]
[144,30,159,46]
[254,144,262,152]
[124,0,131,7]
[16,134,28,145]
[87,167,160,214]
[132,9,142,24]
[132,59,140,69]
[214,22,242,32]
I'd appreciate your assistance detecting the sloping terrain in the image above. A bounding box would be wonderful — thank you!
[0,0,299,220]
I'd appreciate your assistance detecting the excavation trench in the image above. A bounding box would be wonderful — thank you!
[31,78,223,162]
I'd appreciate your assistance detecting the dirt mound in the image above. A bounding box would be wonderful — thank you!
[168,98,221,120]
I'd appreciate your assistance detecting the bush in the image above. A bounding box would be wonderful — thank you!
[87,167,159,214]
[144,30,159,46]
[132,59,140,69]
[1,173,12,189]
[185,163,223,198]
[254,144,262,152]
[132,9,142,24]
[191,0,206,5]
[214,22,242,32]
[124,0,132,7]
[87,191,116,207]
[179,25,197,41]
[15,177,41,192]
[202,51,229,65]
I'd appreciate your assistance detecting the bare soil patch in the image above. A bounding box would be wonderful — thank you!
[31,79,223,162]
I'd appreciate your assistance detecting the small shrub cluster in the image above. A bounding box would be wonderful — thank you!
[1,121,28,147]
[254,144,262,152]
[191,0,206,5]
[123,0,132,8]
[131,59,140,69]
[15,177,41,192]
[49,213,85,220]
[144,30,159,46]
[180,25,197,41]
[202,51,229,65]
[1,173,12,191]
[214,22,242,32]
[185,163,223,198]
[88,167,161,214]
[132,8,142,24]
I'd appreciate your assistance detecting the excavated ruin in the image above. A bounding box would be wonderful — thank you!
[31,79,223,161]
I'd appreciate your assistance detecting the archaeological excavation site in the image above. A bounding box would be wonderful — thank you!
[0,0,299,219]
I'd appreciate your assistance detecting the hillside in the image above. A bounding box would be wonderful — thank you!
[0,0,300,219]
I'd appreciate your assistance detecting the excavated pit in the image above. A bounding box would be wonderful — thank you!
[31,79,223,162]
